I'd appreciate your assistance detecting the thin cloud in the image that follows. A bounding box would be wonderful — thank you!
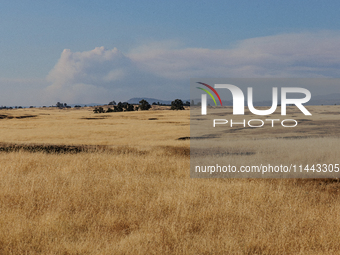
[130,31,340,78]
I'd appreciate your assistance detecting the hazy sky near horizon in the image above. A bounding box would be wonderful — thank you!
[1,0,340,106]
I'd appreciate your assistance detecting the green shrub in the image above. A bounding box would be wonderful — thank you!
[93,107,105,113]
[171,99,184,110]
[139,99,151,111]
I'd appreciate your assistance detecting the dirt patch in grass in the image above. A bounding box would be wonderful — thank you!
[191,148,256,157]
[177,136,190,140]
[0,115,37,119]
[81,117,107,120]
[178,134,221,140]
[320,112,340,115]
[159,146,190,157]
[0,143,99,153]
[280,136,314,139]
[0,143,148,155]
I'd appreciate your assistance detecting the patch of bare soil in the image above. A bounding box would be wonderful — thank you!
[0,143,148,155]
[0,115,37,119]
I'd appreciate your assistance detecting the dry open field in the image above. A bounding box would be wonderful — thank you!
[0,105,339,254]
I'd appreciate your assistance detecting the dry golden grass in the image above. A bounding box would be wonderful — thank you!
[0,106,339,254]
[0,106,189,147]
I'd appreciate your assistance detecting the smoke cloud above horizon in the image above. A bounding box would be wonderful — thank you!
[1,31,340,106]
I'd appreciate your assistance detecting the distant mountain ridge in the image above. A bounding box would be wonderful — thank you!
[127,97,190,105]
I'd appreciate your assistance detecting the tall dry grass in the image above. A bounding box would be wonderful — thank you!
[1,148,340,254]
[0,106,339,254]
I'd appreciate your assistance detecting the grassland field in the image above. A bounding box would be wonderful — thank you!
[0,105,339,254]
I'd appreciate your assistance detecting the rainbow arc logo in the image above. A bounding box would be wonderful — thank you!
[196,82,223,106]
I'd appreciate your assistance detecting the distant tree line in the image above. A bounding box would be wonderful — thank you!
[56,102,71,109]
[0,106,25,110]
[151,100,190,106]
[0,99,189,111]
[93,99,152,113]
[93,99,187,113]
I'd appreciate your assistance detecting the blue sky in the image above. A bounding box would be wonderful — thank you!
[1,0,340,105]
